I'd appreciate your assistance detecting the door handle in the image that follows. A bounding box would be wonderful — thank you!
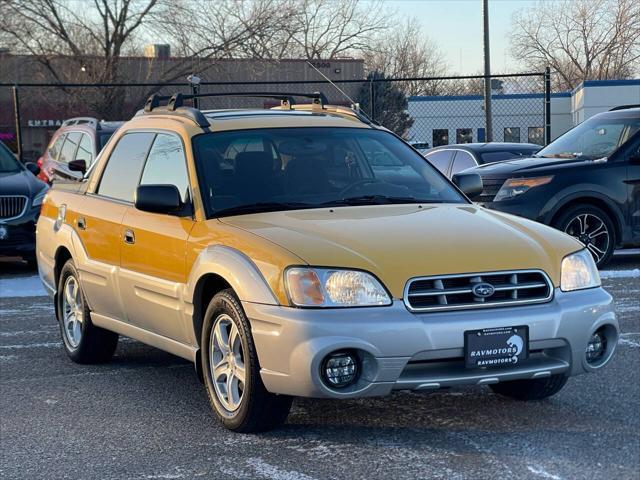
[77,217,86,230]
[123,229,135,244]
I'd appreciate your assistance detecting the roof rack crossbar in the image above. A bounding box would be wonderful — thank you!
[145,91,329,112]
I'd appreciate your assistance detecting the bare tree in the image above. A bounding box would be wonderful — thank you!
[510,0,640,90]
[362,19,449,96]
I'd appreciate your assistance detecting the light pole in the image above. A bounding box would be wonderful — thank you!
[483,0,493,142]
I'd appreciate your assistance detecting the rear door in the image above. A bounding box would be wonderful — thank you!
[53,132,83,181]
[450,150,478,176]
[425,150,455,177]
[119,132,195,342]
[75,132,155,321]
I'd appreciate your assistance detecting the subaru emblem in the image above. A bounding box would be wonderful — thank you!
[472,282,495,298]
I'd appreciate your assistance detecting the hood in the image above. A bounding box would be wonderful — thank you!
[472,156,592,176]
[0,169,47,197]
[221,204,582,298]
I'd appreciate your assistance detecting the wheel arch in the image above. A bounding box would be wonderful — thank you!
[548,194,623,246]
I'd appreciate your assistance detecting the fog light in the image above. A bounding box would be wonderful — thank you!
[321,351,358,388]
[586,330,607,363]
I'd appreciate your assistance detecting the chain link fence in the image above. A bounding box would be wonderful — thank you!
[0,72,550,163]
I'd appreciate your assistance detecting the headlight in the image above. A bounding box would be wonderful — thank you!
[285,267,391,307]
[561,249,601,292]
[32,188,49,208]
[494,176,553,201]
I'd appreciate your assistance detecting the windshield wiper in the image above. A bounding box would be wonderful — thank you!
[324,195,440,206]
[213,201,313,217]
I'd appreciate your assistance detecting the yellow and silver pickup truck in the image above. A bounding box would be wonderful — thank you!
[36,92,618,432]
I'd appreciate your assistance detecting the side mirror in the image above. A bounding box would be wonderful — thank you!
[452,172,483,199]
[68,159,87,173]
[135,184,183,214]
[629,146,640,164]
[25,162,40,176]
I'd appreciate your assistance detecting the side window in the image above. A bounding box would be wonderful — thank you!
[48,134,66,160]
[75,134,93,165]
[97,132,155,202]
[140,134,190,203]
[425,150,454,175]
[451,151,477,174]
[59,132,82,164]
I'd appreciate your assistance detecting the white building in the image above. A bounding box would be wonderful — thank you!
[407,78,639,147]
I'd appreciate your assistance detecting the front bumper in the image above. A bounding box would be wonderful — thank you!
[243,287,617,398]
[0,209,39,257]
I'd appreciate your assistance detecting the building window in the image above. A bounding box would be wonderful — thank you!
[432,129,449,147]
[528,127,544,145]
[456,128,472,144]
[504,127,520,143]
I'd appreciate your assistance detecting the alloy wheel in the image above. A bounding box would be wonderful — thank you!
[209,314,246,412]
[62,275,83,348]
[564,213,610,265]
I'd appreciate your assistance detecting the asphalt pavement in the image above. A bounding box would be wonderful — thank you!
[1,254,639,480]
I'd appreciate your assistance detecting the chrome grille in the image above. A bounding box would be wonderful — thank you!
[0,196,28,220]
[404,270,553,312]
[475,178,505,203]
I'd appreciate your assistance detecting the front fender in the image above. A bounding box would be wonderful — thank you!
[540,185,624,230]
[186,245,279,306]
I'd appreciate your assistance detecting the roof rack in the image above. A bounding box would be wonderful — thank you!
[139,91,331,127]
[62,117,99,128]
[609,104,640,111]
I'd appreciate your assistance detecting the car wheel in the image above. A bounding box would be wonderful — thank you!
[201,289,292,432]
[489,375,568,400]
[553,204,615,268]
[56,259,119,363]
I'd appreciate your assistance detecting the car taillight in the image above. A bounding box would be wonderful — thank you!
[37,157,43,168]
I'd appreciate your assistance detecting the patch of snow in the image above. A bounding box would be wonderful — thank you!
[0,341,60,350]
[619,333,640,348]
[599,269,640,279]
[0,275,47,297]
[527,466,563,480]
[0,355,18,361]
[248,458,316,480]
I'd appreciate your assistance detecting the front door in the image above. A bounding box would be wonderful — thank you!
[118,133,195,343]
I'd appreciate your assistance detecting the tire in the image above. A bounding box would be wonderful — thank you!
[553,204,615,268]
[489,374,568,400]
[201,289,292,432]
[56,259,119,364]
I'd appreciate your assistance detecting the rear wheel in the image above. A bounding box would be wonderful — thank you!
[553,204,615,267]
[201,289,292,432]
[490,375,568,400]
[56,259,119,363]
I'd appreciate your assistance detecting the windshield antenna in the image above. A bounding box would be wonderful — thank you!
[305,60,374,123]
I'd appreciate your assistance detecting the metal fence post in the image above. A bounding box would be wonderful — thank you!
[191,83,200,109]
[369,78,375,122]
[544,67,552,145]
[12,85,23,162]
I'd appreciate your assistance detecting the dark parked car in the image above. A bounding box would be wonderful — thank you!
[0,141,48,265]
[464,106,640,267]
[37,117,123,183]
[424,143,541,178]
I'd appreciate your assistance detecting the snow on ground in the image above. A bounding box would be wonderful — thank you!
[599,269,640,279]
[0,275,47,298]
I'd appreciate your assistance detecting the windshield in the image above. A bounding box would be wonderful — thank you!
[536,114,640,160]
[0,143,21,173]
[193,127,465,217]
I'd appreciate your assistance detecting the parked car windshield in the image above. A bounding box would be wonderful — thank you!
[193,127,466,217]
[480,148,539,163]
[0,143,21,174]
[536,114,640,160]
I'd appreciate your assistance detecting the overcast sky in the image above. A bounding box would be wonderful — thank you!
[389,0,547,74]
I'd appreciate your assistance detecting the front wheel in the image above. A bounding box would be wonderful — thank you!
[553,204,615,267]
[201,289,292,432]
[490,374,568,400]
